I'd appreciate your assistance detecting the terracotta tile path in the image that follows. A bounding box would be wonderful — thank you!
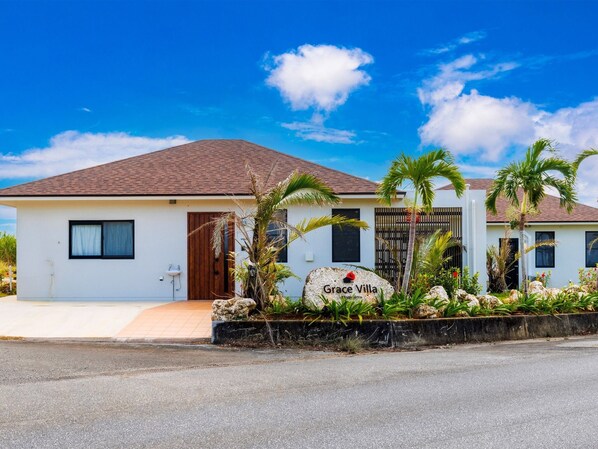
[116,300,213,341]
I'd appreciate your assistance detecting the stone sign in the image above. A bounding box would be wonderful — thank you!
[302,267,395,310]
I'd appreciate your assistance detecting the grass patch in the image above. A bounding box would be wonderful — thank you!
[337,336,368,353]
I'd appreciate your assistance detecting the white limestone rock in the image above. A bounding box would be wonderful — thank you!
[455,289,469,301]
[465,295,480,308]
[413,304,439,319]
[504,289,520,304]
[302,267,395,311]
[427,285,449,303]
[528,281,546,297]
[478,294,502,309]
[211,297,256,321]
[545,288,562,299]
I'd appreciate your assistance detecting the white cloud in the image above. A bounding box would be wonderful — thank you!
[420,89,538,161]
[421,31,487,56]
[418,53,598,203]
[0,131,190,180]
[79,107,92,113]
[265,44,372,143]
[282,121,356,144]
[265,44,373,112]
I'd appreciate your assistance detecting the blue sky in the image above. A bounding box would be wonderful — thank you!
[1,0,598,230]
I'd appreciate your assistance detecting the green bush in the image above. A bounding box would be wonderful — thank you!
[0,233,16,266]
[460,266,482,295]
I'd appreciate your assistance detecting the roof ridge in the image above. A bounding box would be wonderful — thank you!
[0,139,382,197]
[236,140,379,188]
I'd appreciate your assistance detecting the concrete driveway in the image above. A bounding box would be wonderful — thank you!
[0,296,211,339]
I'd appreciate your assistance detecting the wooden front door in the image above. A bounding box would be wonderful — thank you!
[187,212,235,300]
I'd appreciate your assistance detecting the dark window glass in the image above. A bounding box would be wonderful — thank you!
[70,221,134,259]
[535,231,555,268]
[586,231,598,268]
[267,210,288,263]
[332,209,360,262]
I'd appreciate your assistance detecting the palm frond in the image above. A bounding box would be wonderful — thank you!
[289,216,369,243]
[573,148,598,172]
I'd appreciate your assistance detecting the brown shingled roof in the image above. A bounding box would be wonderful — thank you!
[0,139,381,197]
[439,178,598,223]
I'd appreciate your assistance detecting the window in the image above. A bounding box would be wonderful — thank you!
[266,210,288,263]
[332,209,360,262]
[535,231,555,268]
[70,221,134,259]
[586,231,598,268]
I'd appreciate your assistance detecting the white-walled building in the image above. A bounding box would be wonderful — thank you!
[0,140,486,301]
[440,179,598,289]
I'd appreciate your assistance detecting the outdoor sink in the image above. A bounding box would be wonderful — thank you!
[166,270,181,277]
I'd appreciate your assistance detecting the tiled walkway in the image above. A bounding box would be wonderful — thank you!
[115,301,213,341]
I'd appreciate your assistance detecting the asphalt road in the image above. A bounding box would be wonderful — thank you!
[2,338,598,448]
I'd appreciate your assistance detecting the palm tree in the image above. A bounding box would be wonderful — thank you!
[573,148,598,173]
[210,165,369,309]
[378,149,465,293]
[486,138,576,295]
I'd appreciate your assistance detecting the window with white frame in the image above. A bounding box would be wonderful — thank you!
[69,221,134,259]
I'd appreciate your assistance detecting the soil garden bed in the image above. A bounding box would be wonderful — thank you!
[212,312,598,348]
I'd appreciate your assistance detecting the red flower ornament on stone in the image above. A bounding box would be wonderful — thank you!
[343,271,356,283]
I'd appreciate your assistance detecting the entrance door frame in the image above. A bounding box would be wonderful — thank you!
[187,212,235,300]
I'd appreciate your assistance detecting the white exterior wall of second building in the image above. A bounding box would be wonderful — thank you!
[487,223,598,289]
[14,198,378,301]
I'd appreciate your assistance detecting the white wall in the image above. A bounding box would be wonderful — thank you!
[487,223,598,289]
[279,199,376,298]
[15,198,378,300]
[14,192,485,301]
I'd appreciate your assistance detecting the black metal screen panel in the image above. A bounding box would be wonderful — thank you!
[374,207,463,286]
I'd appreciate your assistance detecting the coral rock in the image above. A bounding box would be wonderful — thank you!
[466,295,480,308]
[503,289,520,304]
[426,285,449,303]
[478,294,502,309]
[413,304,439,319]
[211,297,256,321]
[455,289,469,301]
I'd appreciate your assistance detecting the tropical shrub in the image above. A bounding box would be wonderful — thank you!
[578,267,598,293]
[0,232,16,266]
[486,138,576,295]
[534,270,552,287]
[263,297,307,316]
[460,266,482,295]
[232,261,299,297]
[378,149,465,293]
[305,296,375,325]
[209,166,368,309]
[411,267,460,298]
